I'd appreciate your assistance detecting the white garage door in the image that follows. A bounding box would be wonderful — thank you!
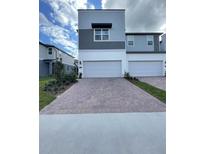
[128,61,163,76]
[83,61,122,78]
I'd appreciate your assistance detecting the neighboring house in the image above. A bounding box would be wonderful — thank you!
[126,32,166,76]
[160,33,166,52]
[39,42,75,76]
[78,9,166,78]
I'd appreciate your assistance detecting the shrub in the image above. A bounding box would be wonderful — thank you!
[79,73,82,79]
[44,80,55,91]
[62,71,77,83]
[124,72,130,78]
[49,80,57,85]
[53,61,65,82]
[124,72,133,80]
[43,67,77,94]
[65,80,70,85]
[68,71,77,82]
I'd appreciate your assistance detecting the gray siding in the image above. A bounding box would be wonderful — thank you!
[126,35,160,52]
[78,10,125,41]
[79,29,125,49]
[39,60,49,76]
[78,10,125,50]
[154,35,160,52]
[160,34,166,51]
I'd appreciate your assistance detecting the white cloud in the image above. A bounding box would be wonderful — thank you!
[40,12,77,57]
[40,0,96,57]
[160,24,166,31]
[102,0,166,32]
[87,2,95,9]
[43,0,88,31]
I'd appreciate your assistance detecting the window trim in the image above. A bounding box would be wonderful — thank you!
[127,40,134,46]
[146,35,153,46]
[127,35,134,47]
[147,40,153,45]
[93,28,110,42]
[48,48,52,55]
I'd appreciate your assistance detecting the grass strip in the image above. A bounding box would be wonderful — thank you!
[127,79,166,103]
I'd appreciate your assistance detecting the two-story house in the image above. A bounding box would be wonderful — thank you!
[78,9,126,78]
[78,9,166,78]
[126,32,166,76]
[39,42,75,76]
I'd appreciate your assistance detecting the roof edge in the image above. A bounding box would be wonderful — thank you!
[126,32,164,35]
[126,51,166,54]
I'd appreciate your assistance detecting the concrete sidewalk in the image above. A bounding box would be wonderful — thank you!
[40,112,166,154]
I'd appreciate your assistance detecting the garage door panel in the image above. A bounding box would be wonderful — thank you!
[128,61,163,76]
[83,61,122,77]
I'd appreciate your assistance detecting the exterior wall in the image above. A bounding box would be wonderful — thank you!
[39,44,48,60]
[78,10,125,41]
[78,10,125,50]
[154,35,160,51]
[126,35,160,52]
[160,34,166,51]
[61,53,75,66]
[39,44,56,60]
[39,60,49,76]
[78,49,127,77]
[79,29,125,49]
[55,48,75,66]
[126,53,166,76]
[126,35,154,52]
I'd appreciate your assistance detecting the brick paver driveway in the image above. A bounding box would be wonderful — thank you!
[139,77,166,90]
[40,78,165,114]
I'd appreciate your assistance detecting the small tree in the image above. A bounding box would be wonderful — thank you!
[53,61,65,82]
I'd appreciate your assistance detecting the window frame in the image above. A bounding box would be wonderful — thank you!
[94,28,110,42]
[147,40,153,45]
[127,35,134,47]
[146,35,153,46]
[48,48,52,55]
[127,40,134,46]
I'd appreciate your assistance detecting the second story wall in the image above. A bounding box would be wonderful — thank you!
[39,44,47,60]
[78,9,125,50]
[53,48,75,66]
[39,44,56,60]
[126,34,161,52]
[160,34,166,51]
[60,51,74,66]
[39,43,74,66]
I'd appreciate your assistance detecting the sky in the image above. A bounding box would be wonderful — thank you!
[39,0,166,58]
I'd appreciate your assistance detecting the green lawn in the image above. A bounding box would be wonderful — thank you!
[127,79,166,103]
[39,76,56,110]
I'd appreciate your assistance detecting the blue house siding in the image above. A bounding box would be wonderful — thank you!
[39,60,49,76]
